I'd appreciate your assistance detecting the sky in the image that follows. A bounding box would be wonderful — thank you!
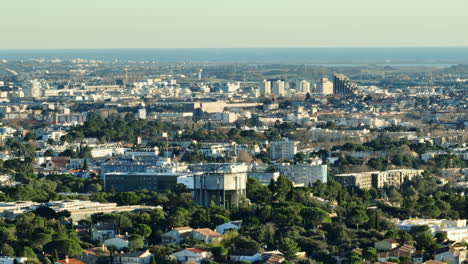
[1,0,467,49]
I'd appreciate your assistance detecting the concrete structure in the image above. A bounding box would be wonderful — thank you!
[270,138,298,160]
[333,73,358,95]
[0,200,158,221]
[335,169,424,189]
[317,78,333,95]
[191,164,247,208]
[104,171,190,192]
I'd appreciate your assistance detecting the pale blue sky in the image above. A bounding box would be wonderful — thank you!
[1,0,467,49]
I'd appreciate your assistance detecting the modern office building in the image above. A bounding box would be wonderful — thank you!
[317,78,334,95]
[335,169,424,189]
[333,73,358,95]
[270,138,298,160]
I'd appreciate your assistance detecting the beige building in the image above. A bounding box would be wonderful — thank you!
[298,80,311,94]
[317,78,333,95]
[335,169,424,189]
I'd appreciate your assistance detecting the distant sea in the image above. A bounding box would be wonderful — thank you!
[0,47,467,65]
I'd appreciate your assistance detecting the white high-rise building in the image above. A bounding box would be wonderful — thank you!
[270,138,298,160]
[317,78,333,95]
[24,79,42,98]
[298,80,311,94]
[261,80,272,97]
[271,79,286,97]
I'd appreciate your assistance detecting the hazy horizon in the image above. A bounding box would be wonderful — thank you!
[1,0,467,49]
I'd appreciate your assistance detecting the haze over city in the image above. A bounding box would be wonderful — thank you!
[1,0,468,49]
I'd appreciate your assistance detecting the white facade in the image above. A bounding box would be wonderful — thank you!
[216,220,242,234]
[317,78,333,95]
[270,138,298,160]
[277,163,328,185]
[104,236,129,250]
[298,80,311,94]
[393,219,468,242]
[172,249,212,263]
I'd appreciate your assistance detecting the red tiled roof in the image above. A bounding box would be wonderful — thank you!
[186,248,206,254]
[193,228,222,237]
[383,239,399,244]
[57,258,87,264]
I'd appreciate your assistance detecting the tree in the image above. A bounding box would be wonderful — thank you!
[227,236,260,256]
[362,247,377,262]
[410,226,437,251]
[236,151,253,163]
[33,206,58,219]
[133,224,152,238]
[0,243,15,256]
[435,232,447,244]
[269,175,293,202]
[44,239,82,258]
[300,207,331,228]
[20,247,37,259]
[347,207,369,229]
[294,152,306,163]
[211,246,228,262]
[347,251,363,264]
[130,235,144,251]
[279,238,299,260]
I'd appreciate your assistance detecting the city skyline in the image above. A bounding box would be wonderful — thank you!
[1,0,467,49]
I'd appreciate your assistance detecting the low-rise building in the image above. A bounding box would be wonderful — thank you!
[172,248,213,263]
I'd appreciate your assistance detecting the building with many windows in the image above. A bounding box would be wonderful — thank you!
[335,169,423,189]
[270,138,298,160]
[333,73,358,95]
[316,78,333,95]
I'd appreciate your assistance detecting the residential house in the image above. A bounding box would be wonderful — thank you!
[378,245,423,263]
[79,247,110,264]
[172,248,213,263]
[161,226,193,244]
[112,250,153,264]
[192,228,223,243]
[374,239,400,251]
[0,257,28,264]
[104,235,129,250]
[216,220,242,234]
[93,223,116,242]
[434,243,467,264]
[45,156,70,171]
